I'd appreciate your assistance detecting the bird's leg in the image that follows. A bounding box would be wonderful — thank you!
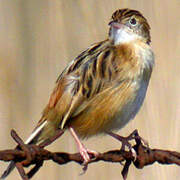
[69,127,98,172]
[107,129,148,158]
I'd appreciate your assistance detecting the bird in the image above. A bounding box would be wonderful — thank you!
[1,8,154,179]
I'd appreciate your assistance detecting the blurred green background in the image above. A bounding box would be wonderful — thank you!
[0,0,179,179]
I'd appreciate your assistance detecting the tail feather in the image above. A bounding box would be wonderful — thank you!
[25,121,48,144]
[0,121,48,179]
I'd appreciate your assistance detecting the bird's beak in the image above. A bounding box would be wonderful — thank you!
[108,21,124,29]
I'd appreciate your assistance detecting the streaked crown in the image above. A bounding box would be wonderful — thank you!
[109,9,151,44]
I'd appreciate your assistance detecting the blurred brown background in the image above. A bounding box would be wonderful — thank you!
[0,0,179,179]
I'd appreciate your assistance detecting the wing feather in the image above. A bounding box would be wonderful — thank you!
[44,40,116,129]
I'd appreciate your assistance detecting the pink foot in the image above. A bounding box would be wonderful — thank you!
[69,127,99,172]
[79,145,99,172]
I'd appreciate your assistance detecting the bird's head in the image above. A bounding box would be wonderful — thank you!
[109,9,151,45]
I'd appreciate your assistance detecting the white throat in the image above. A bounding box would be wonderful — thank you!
[110,27,140,45]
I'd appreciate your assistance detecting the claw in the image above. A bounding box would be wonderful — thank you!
[79,147,99,174]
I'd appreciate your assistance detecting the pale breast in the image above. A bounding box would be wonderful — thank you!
[69,42,154,138]
[109,44,154,131]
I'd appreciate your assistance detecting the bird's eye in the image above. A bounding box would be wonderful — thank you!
[129,18,137,26]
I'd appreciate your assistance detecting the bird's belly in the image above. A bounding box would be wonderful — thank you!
[70,78,149,138]
[109,79,148,131]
